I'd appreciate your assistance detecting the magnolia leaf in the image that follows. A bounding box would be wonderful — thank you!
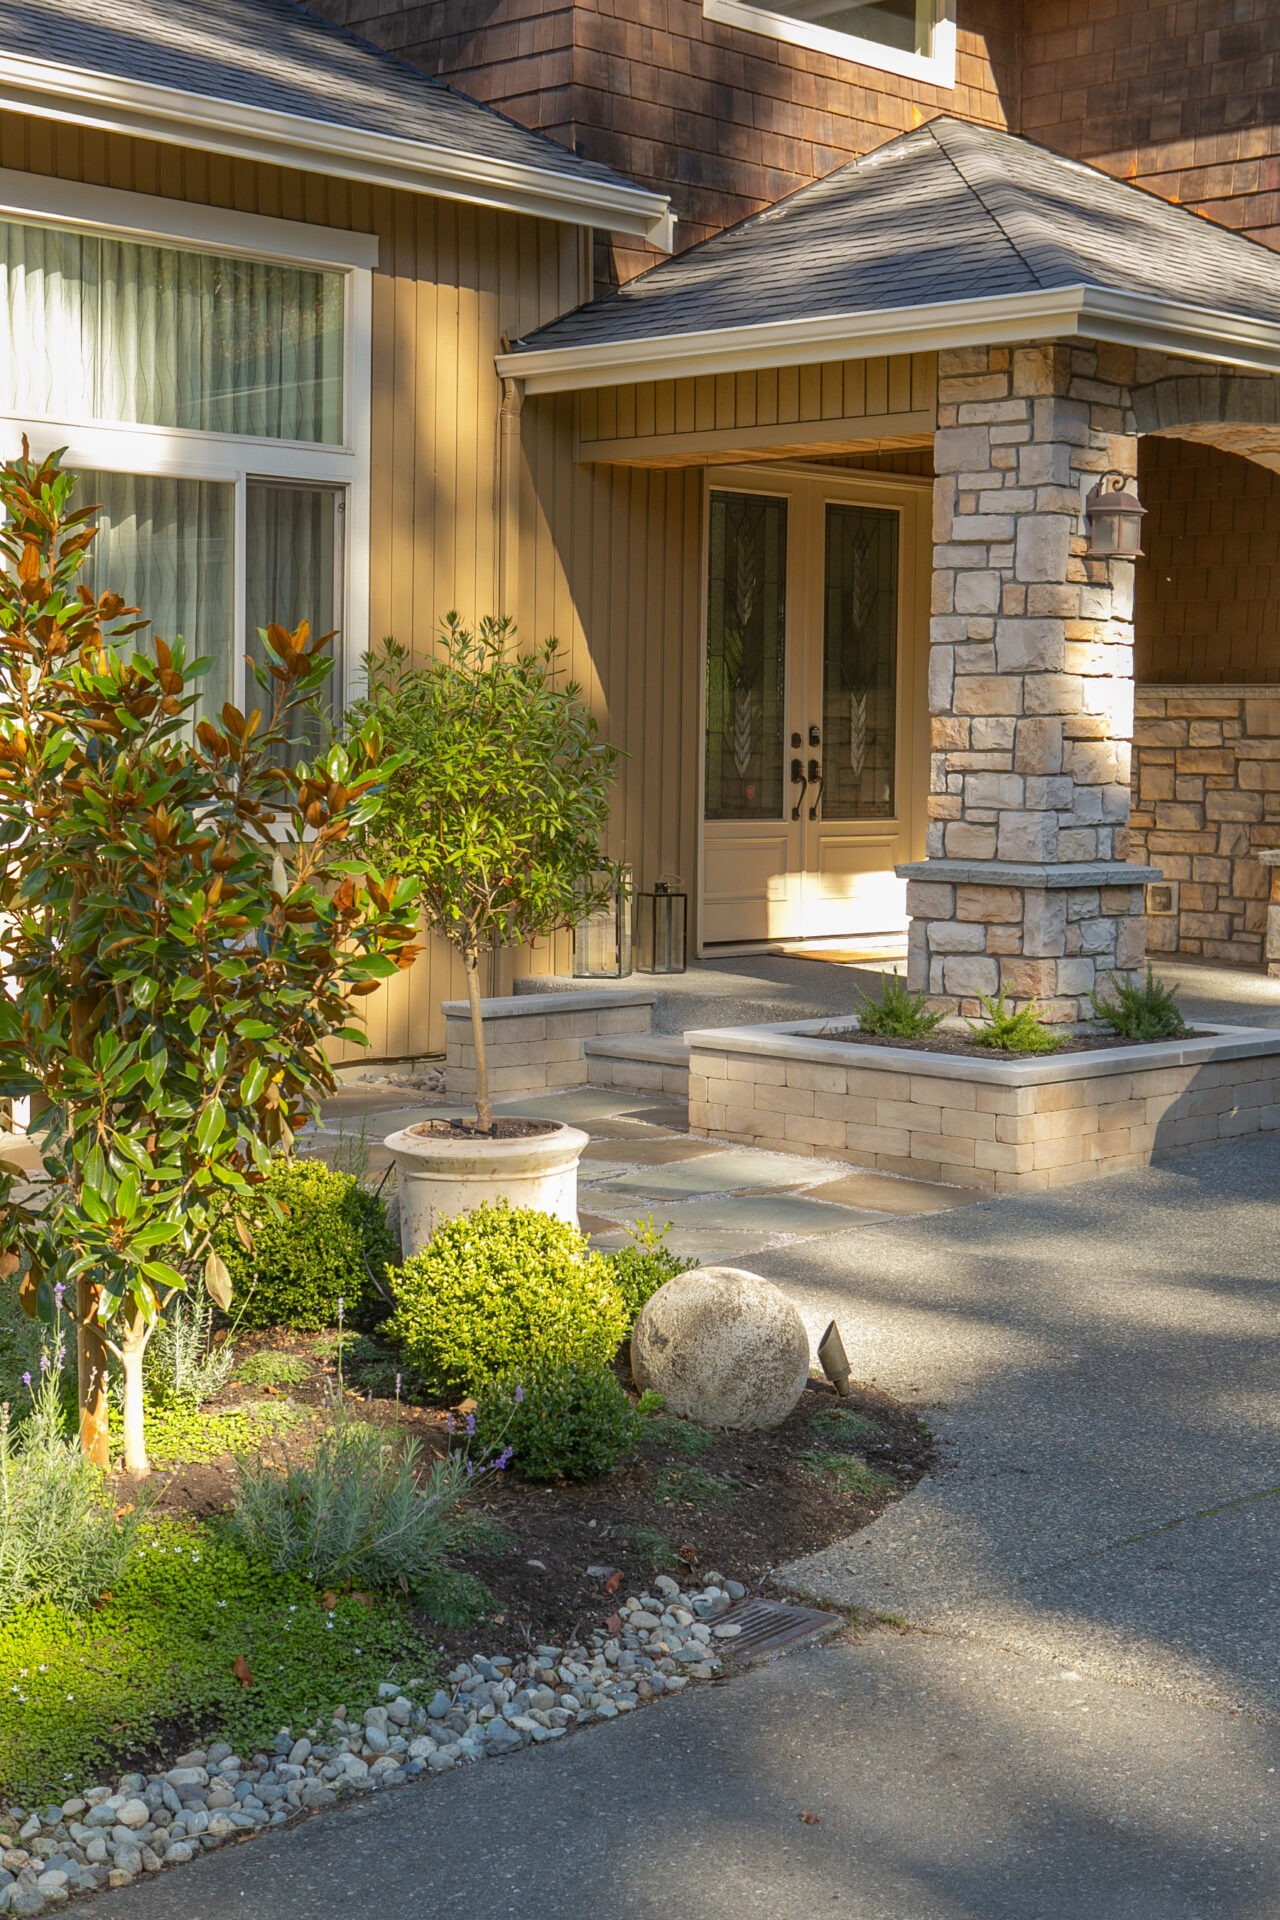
[204,1249,233,1312]
[232,1214,255,1253]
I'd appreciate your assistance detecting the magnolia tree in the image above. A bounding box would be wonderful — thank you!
[357,617,619,1132]
[0,446,419,1474]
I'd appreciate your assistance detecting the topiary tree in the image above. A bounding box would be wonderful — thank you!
[0,445,420,1474]
[356,617,620,1132]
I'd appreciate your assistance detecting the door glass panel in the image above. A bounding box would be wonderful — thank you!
[246,481,343,762]
[821,502,898,821]
[704,491,788,821]
[78,467,236,722]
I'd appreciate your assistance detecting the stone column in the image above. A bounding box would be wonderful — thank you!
[902,342,1159,1022]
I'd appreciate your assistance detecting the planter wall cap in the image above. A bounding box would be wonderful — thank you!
[683,1020,1280,1086]
[441,988,656,1020]
[1257,850,1280,867]
[895,858,1164,889]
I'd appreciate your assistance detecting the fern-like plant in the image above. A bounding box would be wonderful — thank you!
[855,975,945,1039]
[966,992,1064,1055]
[1090,965,1188,1041]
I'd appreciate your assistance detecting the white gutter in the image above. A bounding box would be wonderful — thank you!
[497,284,1280,394]
[0,49,675,248]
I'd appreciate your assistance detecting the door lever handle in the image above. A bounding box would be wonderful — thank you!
[790,757,807,821]
[807,757,825,820]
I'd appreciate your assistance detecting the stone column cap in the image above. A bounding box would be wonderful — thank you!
[896,859,1163,890]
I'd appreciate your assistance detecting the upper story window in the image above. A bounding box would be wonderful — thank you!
[703,0,955,87]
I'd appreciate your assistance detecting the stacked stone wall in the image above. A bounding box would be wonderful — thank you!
[1130,687,1280,965]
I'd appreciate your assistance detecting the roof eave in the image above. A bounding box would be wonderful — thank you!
[0,49,675,246]
[497,285,1280,394]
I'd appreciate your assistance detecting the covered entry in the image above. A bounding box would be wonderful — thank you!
[701,464,929,945]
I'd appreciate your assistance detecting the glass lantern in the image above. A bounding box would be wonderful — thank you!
[572,862,633,978]
[1084,472,1146,559]
[635,876,688,974]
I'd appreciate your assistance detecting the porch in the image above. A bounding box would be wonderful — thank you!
[499,116,1280,1020]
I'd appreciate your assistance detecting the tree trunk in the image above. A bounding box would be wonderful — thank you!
[464,948,492,1134]
[76,1277,110,1469]
[119,1302,150,1478]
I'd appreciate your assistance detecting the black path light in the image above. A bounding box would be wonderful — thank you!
[1083,471,1147,560]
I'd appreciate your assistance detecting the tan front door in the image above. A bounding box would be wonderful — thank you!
[700,466,929,948]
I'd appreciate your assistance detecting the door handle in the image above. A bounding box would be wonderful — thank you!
[809,725,821,747]
[790,756,807,821]
[807,757,825,820]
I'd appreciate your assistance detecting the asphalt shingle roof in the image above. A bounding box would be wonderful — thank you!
[0,0,640,195]
[513,117,1280,356]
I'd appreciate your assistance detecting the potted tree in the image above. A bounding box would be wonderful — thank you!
[356,616,620,1248]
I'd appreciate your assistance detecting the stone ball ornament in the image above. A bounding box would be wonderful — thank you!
[630,1266,811,1431]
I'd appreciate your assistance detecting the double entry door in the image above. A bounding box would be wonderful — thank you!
[701,467,928,948]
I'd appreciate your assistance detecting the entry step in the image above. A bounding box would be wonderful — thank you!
[584,1034,691,1100]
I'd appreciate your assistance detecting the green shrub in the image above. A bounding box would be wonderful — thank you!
[234,1351,311,1388]
[387,1203,628,1396]
[474,1364,651,1482]
[0,1520,427,1801]
[1091,964,1188,1041]
[0,1372,136,1622]
[214,1156,396,1331]
[965,991,1064,1055]
[145,1297,237,1409]
[231,1411,484,1614]
[607,1216,695,1325]
[854,975,945,1038]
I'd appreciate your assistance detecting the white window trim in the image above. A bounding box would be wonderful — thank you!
[702,0,956,88]
[0,170,373,713]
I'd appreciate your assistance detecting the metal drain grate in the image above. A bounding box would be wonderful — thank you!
[714,1598,840,1663]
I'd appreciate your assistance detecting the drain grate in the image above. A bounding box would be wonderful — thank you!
[714,1598,840,1663]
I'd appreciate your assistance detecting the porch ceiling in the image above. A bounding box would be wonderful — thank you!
[500,118,1280,394]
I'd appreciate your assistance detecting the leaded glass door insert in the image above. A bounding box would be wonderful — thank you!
[704,491,787,821]
[821,503,898,821]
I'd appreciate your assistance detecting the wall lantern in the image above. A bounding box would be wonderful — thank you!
[1083,472,1146,559]
[572,862,633,978]
[635,876,688,975]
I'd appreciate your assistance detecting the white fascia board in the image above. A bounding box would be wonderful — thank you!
[498,284,1280,394]
[0,49,674,247]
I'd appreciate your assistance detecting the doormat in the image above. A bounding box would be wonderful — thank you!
[789,942,907,967]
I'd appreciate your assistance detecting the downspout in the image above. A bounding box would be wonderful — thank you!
[497,368,524,619]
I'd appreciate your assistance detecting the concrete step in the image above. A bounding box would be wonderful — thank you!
[584,1034,691,1100]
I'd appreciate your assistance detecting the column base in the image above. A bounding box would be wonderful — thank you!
[897,860,1163,1023]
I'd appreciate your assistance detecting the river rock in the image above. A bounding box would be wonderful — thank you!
[630,1266,810,1429]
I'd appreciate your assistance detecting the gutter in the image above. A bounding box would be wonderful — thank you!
[0,49,675,247]
[497,284,1280,394]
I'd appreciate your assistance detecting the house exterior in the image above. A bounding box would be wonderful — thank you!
[4,1,1280,1055]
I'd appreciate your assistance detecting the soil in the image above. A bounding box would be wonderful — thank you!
[407,1118,561,1141]
[126,1329,934,1660]
[821,1026,1204,1061]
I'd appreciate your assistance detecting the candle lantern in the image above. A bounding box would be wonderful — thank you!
[572,862,633,978]
[635,876,688,974]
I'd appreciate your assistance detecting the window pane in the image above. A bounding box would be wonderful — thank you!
[245,482,342,761]
[0,220,343,442]
[704,492,787,822]
[77,468,235,719]
[739,0,932,53]
[821,503,898,821]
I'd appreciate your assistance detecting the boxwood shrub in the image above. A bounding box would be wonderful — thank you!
[214,1157,395,1331]
[474,1363,647,1482]
[386,1203,628,1397]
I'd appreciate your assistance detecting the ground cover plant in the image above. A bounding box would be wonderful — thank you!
[213,1156,396,1331]
[854,975,945,1039]
[0,447,419,1472]
[965,991,1064,1055]
[355,617,620,1132]
[1091,964,1188,1041]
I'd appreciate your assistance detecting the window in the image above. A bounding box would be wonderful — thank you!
[0,179,372,735]
[703,0,954,85]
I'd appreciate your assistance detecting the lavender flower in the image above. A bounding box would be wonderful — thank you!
[53,1281,65,1307]
[465,1410,476,1438]
[495,1446,514,1471]
[513,1384,525,1405]
[20,1371,30,1388]
[38,1352,49,1374]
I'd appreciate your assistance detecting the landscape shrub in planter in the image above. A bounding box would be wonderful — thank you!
[386,1202,628,1397]
[213,1157,395,1331]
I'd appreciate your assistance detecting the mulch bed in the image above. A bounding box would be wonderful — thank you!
[822,1027,1205,1061]
[130,1331,934,1659]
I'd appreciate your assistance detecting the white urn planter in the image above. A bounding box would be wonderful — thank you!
[384,1119,589,1256]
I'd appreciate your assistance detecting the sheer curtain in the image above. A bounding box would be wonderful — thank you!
[0,219,343,442]
[77,469,236,720]
[246,483,341,760]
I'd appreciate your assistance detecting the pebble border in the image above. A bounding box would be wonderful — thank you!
[0,1575,746,1913]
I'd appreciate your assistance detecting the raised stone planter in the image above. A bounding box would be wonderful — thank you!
[443,987,655,1101]
[686,1018,1280,1194]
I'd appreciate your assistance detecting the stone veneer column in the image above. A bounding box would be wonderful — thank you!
[902,342,1159,1022]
